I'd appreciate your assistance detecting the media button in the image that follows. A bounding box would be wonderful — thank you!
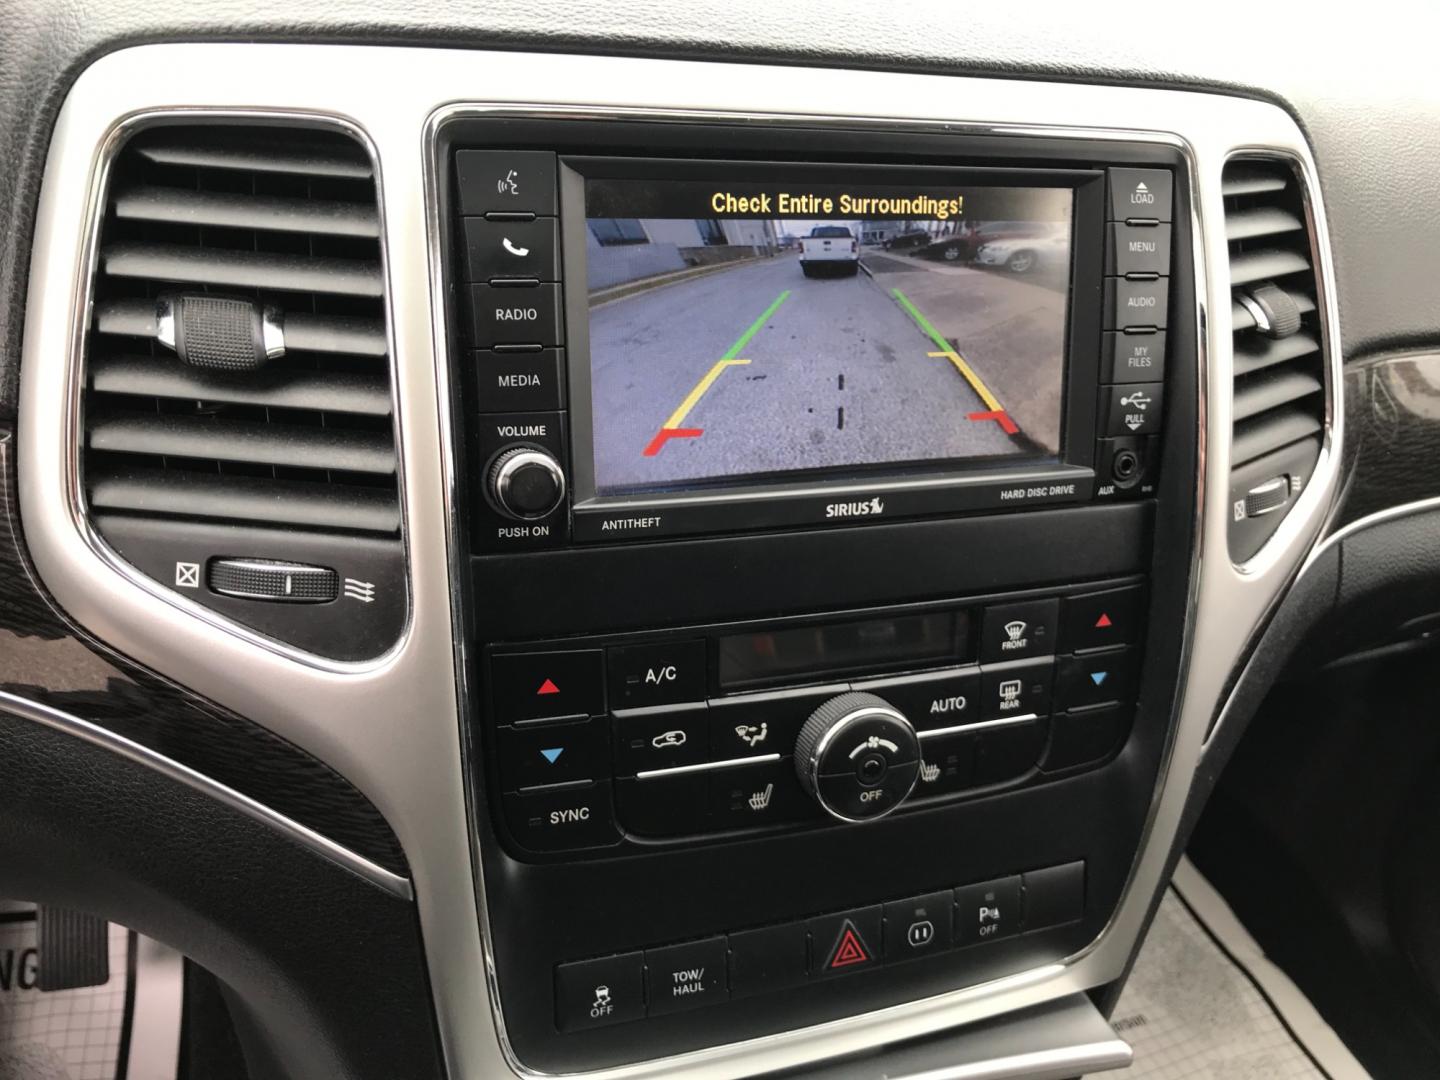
[503,781,620,853]
[854,667,980,732]
[457,150,557,217]
[608,640,707,708]
[470,282,563,347]
[473,349,563,413]
[980,598,1059,664]
[612,702,710,775]
[979,658,1054,721]
[954,875,1022,946]
[1104,331,1166,384]
[883,891,955,961]
[554,951,644,1032]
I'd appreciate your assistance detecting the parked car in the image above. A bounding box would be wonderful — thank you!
[799,224,860,276]
[919,220,1062,263]
[973,230,1068,273]
[883,229,932,250]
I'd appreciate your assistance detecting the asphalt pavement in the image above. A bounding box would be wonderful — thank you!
[587,252,1023,491]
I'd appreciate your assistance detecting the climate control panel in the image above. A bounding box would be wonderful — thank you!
[484,578,1145,858]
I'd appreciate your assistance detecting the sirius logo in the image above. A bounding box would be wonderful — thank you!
[825,496,885,519]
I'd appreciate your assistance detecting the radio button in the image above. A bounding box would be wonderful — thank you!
[492,649,603,723]
[470,282,563,347]
[609,641,707,709]
[980,598,1059,664]
[1104,278,1169,331]
[1061,586,1144,651]
[503,781,620,853]
[1107,168,1172,222]
[1104,382,1165,437]
[853,668,980,733]
[498,717,608,791]
[464,216,559,282]
[456,150,557,217]
[1104,331,1166,384]
[979,658,1054,721]
[612,703,710,775]
[1106,222,1172,277]
[474,349,564,413]
[708,686,839,759]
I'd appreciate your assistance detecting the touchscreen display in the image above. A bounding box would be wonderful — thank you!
[583,175,1073,496]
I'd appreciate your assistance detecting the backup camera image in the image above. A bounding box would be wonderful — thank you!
[584,177,1073,495]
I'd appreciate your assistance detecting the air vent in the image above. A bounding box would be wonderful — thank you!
[80,124,404,660]
[1223,158,1328,562]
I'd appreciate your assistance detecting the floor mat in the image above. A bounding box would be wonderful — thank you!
[0,905,182,1080]
[1106,857,1369,1080]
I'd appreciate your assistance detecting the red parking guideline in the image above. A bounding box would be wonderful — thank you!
[642,427,704,457]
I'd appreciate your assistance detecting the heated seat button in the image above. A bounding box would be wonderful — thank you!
[855,668,980,732]
[980,598,1059,663]
[613,703,710,775]
[979,658,1054,721]
[491,650,603,723]
[912,730,979,797]
[554,951,644,1032]
[954,875,1022,946]
[464,217,559,282]
[608,641,707,708]
[456,150,557,216]
[883,891,955,961]
[497,717,607,790]
[503,781,619,853]
[729,923,808,998]
[709,760,816,830]
[1024,861,1086,930]
[808,907,882,978]
[645,937,728,1015]
[1061,586,1144,651]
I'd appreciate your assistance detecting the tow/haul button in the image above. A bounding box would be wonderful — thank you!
[795,692,920,822]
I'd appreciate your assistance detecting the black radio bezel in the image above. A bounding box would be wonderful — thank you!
[559,157,1104,542]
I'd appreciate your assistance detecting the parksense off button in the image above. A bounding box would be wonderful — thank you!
[470,282,563,346]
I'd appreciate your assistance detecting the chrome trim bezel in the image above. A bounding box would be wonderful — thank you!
[0,690,413,900]
[802,701,918,823]
[53,107,412,675]
[15,46,1347,1080]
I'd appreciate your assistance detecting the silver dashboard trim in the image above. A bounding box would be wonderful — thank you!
[918,714,1038,739]
[16,45,1343,1079]
[0,690,414,901]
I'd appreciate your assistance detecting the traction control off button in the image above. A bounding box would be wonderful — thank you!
[554,951,644,1032]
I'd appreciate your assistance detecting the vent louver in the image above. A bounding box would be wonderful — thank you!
[1223,158,1328,562]
[80,124,405,660]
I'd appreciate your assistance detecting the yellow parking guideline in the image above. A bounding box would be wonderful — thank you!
[663,357,752,430]
[927,349,1002,413]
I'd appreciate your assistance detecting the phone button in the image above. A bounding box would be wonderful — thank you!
[464,216,559,283]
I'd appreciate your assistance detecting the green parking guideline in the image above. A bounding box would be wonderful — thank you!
[723,290,791,359]
[890,287,952,354]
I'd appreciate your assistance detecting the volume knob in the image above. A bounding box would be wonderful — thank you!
[488,447,566,521]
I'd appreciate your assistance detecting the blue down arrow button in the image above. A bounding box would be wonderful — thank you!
[540,747,565,764]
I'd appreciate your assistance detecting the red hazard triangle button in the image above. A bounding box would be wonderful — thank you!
[1094,613,1113,628]
[537,678,561,696]
[816,916,878,975]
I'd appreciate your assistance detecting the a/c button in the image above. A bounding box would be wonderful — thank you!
[608,641,707,708]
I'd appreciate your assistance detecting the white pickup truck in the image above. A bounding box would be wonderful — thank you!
[799,225,860,277]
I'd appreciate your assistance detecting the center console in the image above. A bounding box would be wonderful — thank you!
[440,114,1198,1073]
